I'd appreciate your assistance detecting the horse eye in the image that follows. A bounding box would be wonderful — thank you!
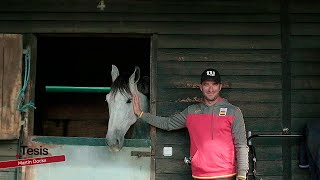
[126,99,132,103]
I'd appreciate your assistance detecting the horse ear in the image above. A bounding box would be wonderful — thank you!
[134,66,140,83]
[129,66,140,93]
[111,65,119,82]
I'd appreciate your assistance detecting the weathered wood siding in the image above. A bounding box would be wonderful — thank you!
[0,34,22,140]
[0,34,22,180]
[155,2,282,180]
[290,1,320,180]
[0,0,319,180]
[0,140,18,180]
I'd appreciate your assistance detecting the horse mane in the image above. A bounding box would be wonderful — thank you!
[110,75,150,99]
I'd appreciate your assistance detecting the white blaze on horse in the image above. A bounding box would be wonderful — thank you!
[105,65,149,152]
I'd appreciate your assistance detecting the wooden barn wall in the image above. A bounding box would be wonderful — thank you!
[155,1,283,180]
[0,0,319,180]
[0,140,18,179]
[289,1,320,180]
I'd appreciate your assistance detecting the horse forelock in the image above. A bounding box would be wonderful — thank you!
[110,76,131,98]
[110,75,150,99]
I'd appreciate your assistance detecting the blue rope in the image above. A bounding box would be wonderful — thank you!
[17,48,36,113]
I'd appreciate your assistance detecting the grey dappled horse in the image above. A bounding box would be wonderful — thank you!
[105,65,149,152]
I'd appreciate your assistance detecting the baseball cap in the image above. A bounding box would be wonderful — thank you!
[200,68,221,84]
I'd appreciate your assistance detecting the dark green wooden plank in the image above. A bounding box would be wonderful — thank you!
[0,12,280,22]
[280,1,292,177]
[156,129,189,144]
[243,133,288,146]
[222,90,282,103]
[291,76,320,89]
[0,168,16,172]
[248,176,282,180]
[156,102,282,118]
[158,61,282,76]
[157,173,193,180]
[291,62,320,75]
[156,158,191,174]
[253,146,282,161]
[158,75,282,89]
[31,136,151,147]
[0,171,16,180]
[0,21,155,34]
[0,141,18,157]
[150,22,280,35]
[291,118,318,132]
[0,156,17,161]
[290,0,320,13]
[292,174,310,180]
[158,35,281,49]
[291,90,320,103]
[291,14,320,23]
[158,49,281,62]
[291,36,320,48]
[158,88,282,103]
[246,118,282,132]
[250,137,284,146]
[290,48,320,62]
[254,160,283,176]
[292,23,320,35]
[0,0,280,13]
[291,103,320,118]
[0,21,280,35]
[239,103,282,118]
[155,144,189,159]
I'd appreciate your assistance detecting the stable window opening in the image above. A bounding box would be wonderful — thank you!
[34,34,150,138]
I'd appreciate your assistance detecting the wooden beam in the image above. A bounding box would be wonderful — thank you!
[0,34,22,140]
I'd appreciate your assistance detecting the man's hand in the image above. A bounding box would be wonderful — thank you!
[132,95,142,117]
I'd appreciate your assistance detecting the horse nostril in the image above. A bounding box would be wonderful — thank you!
[116,138,120,145]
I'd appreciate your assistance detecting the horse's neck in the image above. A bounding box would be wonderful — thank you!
[138,92,149,112]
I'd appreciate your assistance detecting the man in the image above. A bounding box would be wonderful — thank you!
[132,68,249,180]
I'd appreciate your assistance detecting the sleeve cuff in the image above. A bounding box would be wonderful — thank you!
[237,170,247,179]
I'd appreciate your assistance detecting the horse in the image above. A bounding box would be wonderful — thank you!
[105,65,149,152]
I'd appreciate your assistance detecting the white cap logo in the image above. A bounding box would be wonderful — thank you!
[206,71,215,76]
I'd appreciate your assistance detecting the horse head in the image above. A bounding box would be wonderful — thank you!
[105,65,149,152]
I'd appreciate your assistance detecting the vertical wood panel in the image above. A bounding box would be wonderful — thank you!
[289,1,320,180]
[22,34,37,141]
[0,34,3,128]
[0,34,22,140]
[281,0,292,179]
[150,34,158,180]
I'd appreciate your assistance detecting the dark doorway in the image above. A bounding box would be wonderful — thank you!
[34,34,150,138]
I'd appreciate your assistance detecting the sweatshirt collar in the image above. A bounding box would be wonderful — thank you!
[200,97,227,108]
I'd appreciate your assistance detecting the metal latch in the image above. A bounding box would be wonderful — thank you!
[131,151,151,158]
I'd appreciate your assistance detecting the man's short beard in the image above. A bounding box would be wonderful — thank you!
[204,95,218,102]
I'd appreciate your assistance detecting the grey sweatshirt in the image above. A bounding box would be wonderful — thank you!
[139,98,249,178]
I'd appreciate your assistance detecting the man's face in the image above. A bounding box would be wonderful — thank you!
[200,80,222,101]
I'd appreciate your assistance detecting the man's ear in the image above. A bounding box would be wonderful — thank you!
[199,84,203,92]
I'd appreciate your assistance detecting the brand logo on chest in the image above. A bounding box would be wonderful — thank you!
[219,108,227,116]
